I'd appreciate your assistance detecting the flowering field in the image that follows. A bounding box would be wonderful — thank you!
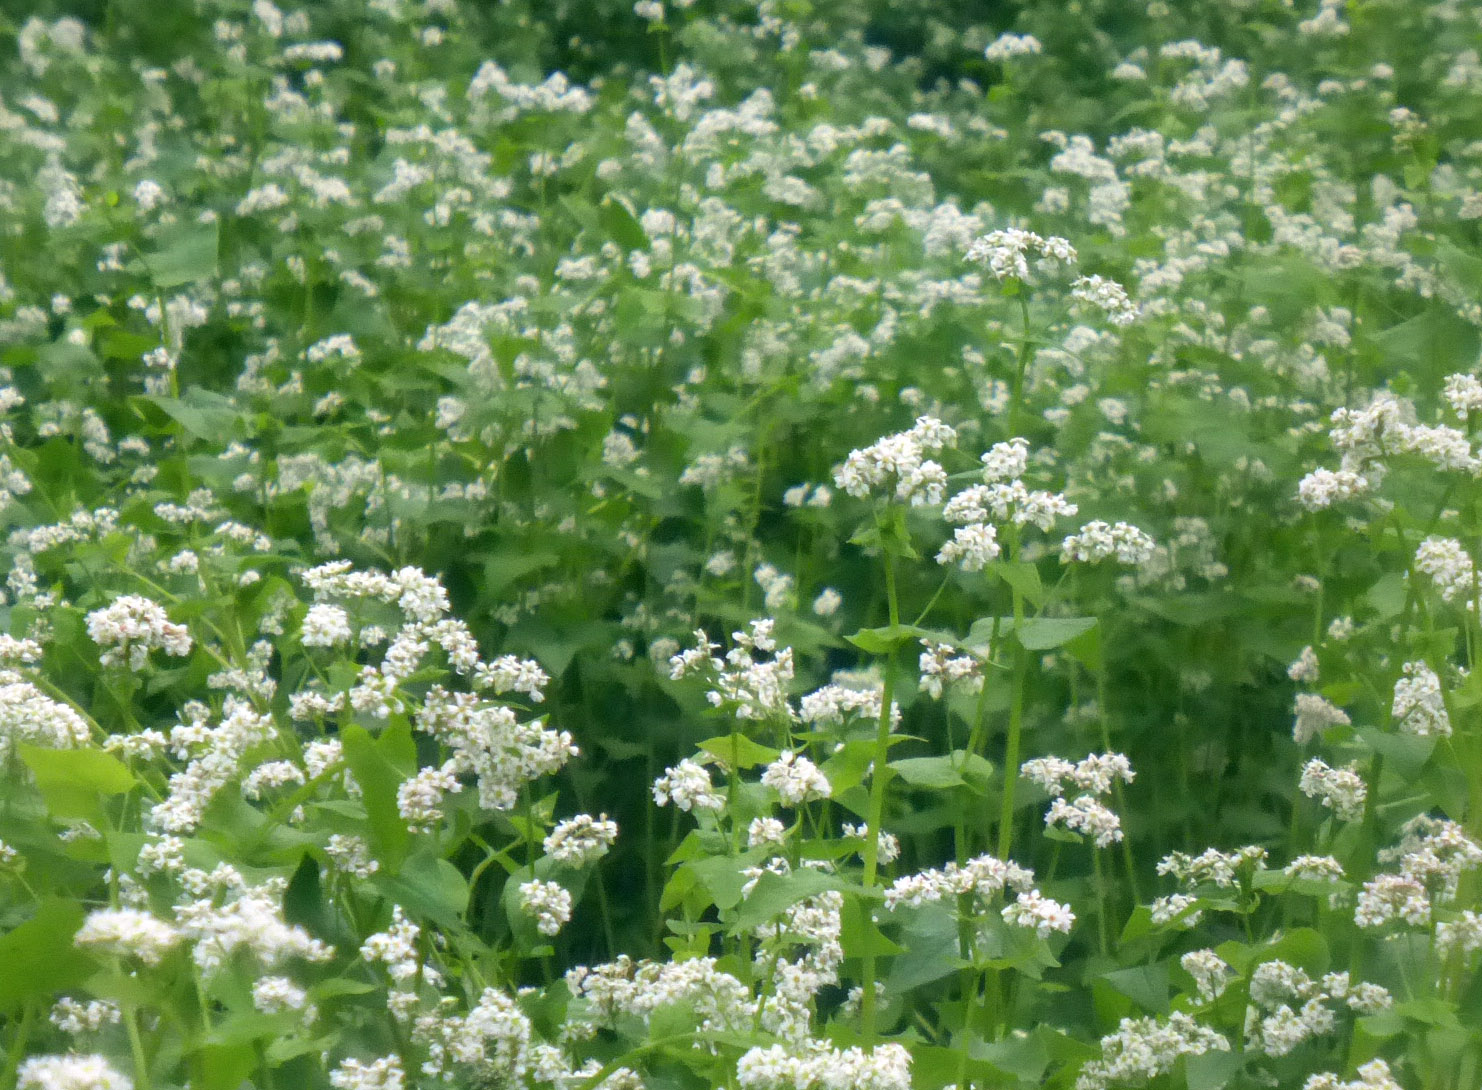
[0,0,1480,1088]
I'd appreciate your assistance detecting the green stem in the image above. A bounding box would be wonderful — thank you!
[859,549,900,1040]
[997,555,1027,862]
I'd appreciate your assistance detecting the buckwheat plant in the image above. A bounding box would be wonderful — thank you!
[2,0,1482,1089]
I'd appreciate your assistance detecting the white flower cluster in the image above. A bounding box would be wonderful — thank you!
[965,229,1076,283]
[1299,384,1482,510]
[984,33,1042,62]
[1304,1059,1405,1090]
[361,906,424,983]
[1243,962,1392,1057]
[85,594,192,669]
[413,684,577,816]
[301,602,353,647]
[1296,467,1371,510]
[301,560,450,623]
[18,1054,133,1090]
[75,908,181,966]
[329,1055,404,1090]
[885,853,1074,936]
[737,1042,911,1090]
[519,879,573,935]
[543,813,619,865]
[566,955,752,1035]
[1002,888,1077,936]
[253,975,312,1015]
[1180,949,1233,1002]
[1414,536,1477,607]
[671,620,797,723]
[326,833,379,878]
[761,751,831,806]
[938,438,1077,570]
[49,997,121,1035]
[174,876,334,973]
[0,671,92,757]
[1060,520,1156,566]
[1076,1012,1229,1090]
[1022,752,1135,848]
[653,757,724,812]
[1157,845,1267,889]
[798,681,890,727]
[1292,691,1350,744]
[1298,758,1367,822]
[832,415,956,505]
[1284,855,1347,881]
[148,697,277,834]
[1070,274,1140,326]
[412,986,533,1086]
[885,853,1035,910]
[1391,661,1451,736]
[918,639,983,698]
[1356,817,1482,929]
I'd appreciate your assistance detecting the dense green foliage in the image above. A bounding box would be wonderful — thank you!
[0,1,1480,1089]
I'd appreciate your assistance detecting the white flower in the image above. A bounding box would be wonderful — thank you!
[1061,521,1156,565]
[1299,758,1367,822]
[1415,537,1477,606]
[519,879,573,935]
[75,908,180,966]
[86,595,192,669]
[761,751,831,806]
[361,906,421,982]
[1288,645,1320,683]
[19,1054,133,1090]
[301,603,353,647]
[936,522,1001,570]
[1045,795,1124,847]
[329,1056,405,1090]
[1296,467,1369,510]
[1392,661,1451,736]
[1002,889,1075,936]
[653,758,724,812]
[985,32,1042,62]
[1292,692,1350,744]
[544,814,619,865]
[965,229,1076,282]
[1070,274,1139,325]
[832,417,957,505]
[253,975,311,1014]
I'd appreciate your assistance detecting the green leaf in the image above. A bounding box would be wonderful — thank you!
[697,734,780,769]
[1365,573,1407,619]
[381,851,469,929]
[1260,928,1330,975]
[1014,616,1098,652]
[20,745,135,821]
[340,723,413,871]
[145,388,242,441]
[989,560,1045,606]
[846,623,955,656]
[191,1040,257,1090]
[971,1027,1051,1082]
[688,854,750,912]
[888,755,966,789]
[1100,963,1169,1014]
[887,905,962,991]
[138,220,220,288]
[0,898,97,1012]
[730,868,848,933]
[1356,727,1434,777]
[1185,1049,1245,1090]
[600,195,649,251]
